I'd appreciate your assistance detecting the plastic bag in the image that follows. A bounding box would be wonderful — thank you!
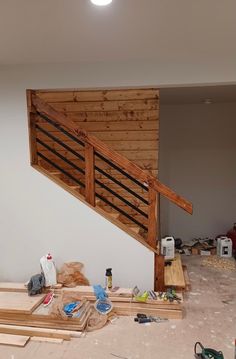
[50,291,88,320]
[57,262,90,287]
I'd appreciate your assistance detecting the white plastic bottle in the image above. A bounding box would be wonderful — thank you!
[217,237,232,258]
[40,253,57,287]
[161,236,175,260]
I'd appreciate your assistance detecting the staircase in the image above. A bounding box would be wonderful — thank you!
[27,88,192,291]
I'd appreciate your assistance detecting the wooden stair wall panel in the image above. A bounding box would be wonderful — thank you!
[35,88,159,179]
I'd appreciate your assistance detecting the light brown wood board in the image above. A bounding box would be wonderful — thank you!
[31,336,63,344]
[112,303,183,320]
[0,324,72,341]
[0,333,30,347]
[0,292,45,314]
[164,254,186,289]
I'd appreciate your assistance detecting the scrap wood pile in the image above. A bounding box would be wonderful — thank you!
[0,283,184,347]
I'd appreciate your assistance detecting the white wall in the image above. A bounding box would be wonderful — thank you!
[159,103,236,241]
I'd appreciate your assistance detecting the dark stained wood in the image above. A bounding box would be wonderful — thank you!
[147,188,158,248]
[26,90,38,165]
[85,143,95,207]
[154,254,165,292]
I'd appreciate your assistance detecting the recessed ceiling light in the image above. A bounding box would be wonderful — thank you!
[90,0,112,6]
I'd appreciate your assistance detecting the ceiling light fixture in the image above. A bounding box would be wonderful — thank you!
[203,98,213,105]
[90,0,112,6]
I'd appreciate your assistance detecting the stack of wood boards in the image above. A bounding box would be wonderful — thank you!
[0,290,90,345]
[61,286,183,319]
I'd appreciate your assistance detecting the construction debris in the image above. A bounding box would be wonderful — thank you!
[202,256,236,271]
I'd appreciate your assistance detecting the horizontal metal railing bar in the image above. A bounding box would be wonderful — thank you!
[95,194,148,231]
[36,124,148,205]
[37,152,147,230]
[36,139,148,218]
[37,111,147,192]
[37,152,85,188]
[37,111,85,148]
[95,151,148,191]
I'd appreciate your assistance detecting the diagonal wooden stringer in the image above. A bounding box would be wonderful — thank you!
[27,90,193,291]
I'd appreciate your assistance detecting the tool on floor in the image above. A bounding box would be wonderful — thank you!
[148,290,157,300]
[134,313,168,324]
[43,291,54,306]
[194,342,224,359]
[135,291,149,302]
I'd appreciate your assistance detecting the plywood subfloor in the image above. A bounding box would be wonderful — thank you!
[0,292,45,314]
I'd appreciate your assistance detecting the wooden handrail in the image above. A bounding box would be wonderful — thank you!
[31,92,193,214]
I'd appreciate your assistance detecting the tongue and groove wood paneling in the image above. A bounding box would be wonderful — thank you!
[36,88,159,176]
[34,88,159,237]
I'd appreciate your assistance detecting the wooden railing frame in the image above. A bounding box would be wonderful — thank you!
[30,92,193,215]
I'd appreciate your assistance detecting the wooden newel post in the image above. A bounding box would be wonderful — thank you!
[85,143,95,207]
[154,254,165,292]
[27,90,38,166]
[147,187,158,247]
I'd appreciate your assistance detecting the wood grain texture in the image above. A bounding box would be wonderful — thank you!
[0,324,72,341]
[164,254,186,289]
[85,143,95,206]
[154,254,165,292]
[0,333,30,347]
[0,292,45,314]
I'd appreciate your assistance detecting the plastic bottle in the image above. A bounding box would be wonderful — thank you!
[105,268,112,290]
[217,237,232,258]
[161,236,175,260]
[40,253,57,287]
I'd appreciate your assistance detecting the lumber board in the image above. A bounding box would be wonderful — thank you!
[51,99,158,112]
[0,283,27,292]
[31,336,63,344]
[37,120,159,132]
[0,324,72,341]
[0,333,30,347]
[164,254,186,289]
[182,265,191,291]
[0,292,45,314]
[112,303,183,319]
[36,88,159,102]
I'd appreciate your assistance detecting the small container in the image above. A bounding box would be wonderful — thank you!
[40,253,57,287]
[161,236,175,260]
[217,237,232,258]
[105,268,112,290]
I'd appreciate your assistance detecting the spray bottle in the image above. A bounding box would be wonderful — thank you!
[105,268,112,290]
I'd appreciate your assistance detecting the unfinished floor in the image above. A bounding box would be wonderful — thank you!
[0,256,235,359]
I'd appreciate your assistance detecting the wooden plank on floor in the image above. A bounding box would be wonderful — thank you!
[0,283,27,292]
[164,254,186,289]
[31,336,63,344]
[0,292,45,314]
[0,333,30,347]
[0,324,72,341]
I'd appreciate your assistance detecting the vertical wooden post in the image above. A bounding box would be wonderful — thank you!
[27,90,38,166]
[154,253,165,292]
[85,143,95,207]
[147,187,158,248]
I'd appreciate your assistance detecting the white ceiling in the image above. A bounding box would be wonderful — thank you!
[0,0,236,66]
